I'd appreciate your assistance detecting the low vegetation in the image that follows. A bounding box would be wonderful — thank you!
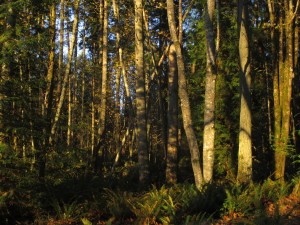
[1,146,299,225]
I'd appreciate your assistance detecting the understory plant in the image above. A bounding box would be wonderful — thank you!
[222,179,292,220]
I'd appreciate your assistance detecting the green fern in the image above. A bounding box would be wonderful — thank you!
[50,198,82,220]
[103,188,133,219]
[183,212,213,225]
[129,185,177,225]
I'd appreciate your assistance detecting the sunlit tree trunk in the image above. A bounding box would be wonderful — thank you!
[112,0,121,164]
[166,44,178,185]
[237,0,252,184]
[166,0,203,188]
[268,0,298,181]
[203,0,217,183]
[50,0,79,143]
[135,0,149,186]
[293,7,299,153]
[275,0,296,181]
[99,0,108,138]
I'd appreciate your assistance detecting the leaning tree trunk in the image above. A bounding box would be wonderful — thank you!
[135,0,149,186]
[203,0,217,183]
[50,0,79,143]
[166,0,203,188]
[237,0,252,184]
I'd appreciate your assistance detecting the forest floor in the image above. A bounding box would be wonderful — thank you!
[212,193,300,225]
[46,193,300,225]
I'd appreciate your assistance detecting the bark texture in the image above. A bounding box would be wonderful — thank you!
[166,44,178,185]
[135,0,149,186]
[237,0,252,184]
[203,0,217,183]
[166,0,203,188]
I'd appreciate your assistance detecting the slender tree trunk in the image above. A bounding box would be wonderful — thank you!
[166,44,178,185]
[99,0,108,138]
[91,73,95,155]
[293,7,299,153]
[216,0,220,53]
[166,0,203,188]
[93,0,108,173]
[50,0,79,143]
[112,0,121,163]
[135,0,149,186]
[38,2,56,179]
[67,72,72,146]
[203,0,217,183]
[237,0,252,184]
[58,0,64,94]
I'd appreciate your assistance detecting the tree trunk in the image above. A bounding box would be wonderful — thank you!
[237,0,252,184]
[203,0,217,183]
[135,0,149,186]
[166,44,178,185]
[269,0,297,182]
[166,0,203,188]
[275,0,296,181]
[38,2,56,179]
[99,0,108,138]
[58,0,64,95]
[50,0,79,143]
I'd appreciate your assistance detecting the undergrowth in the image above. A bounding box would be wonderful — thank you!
[0,145,299,224]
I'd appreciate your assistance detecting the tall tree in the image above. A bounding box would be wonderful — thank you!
[58,0,65,94]
[99,0,108,138]
[203,0,217,183]
[237,0,252,184]
[166,44,178,185]
[267,0,298,181]
[50,0,80,143]
[38,1,57,178]
[135,0,149,186]
[166,0,203,188]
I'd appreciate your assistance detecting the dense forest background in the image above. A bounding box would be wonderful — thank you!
[0,0,300,224]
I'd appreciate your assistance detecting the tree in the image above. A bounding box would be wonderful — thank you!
[166,44,178,185]
[203,0,217,183]
[237,0,252,184]
[37,1,57,178]
[135,0,149,186]
[166,0,203,188]
[267,0,298,181]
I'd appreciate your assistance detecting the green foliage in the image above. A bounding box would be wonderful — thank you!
[81,217,93,225]
[222,180,292,217]
[183,212,213,225]
[130,185,177,224]
[126,184,223,225]
[50,198,84,220]
[103,188,133,220]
